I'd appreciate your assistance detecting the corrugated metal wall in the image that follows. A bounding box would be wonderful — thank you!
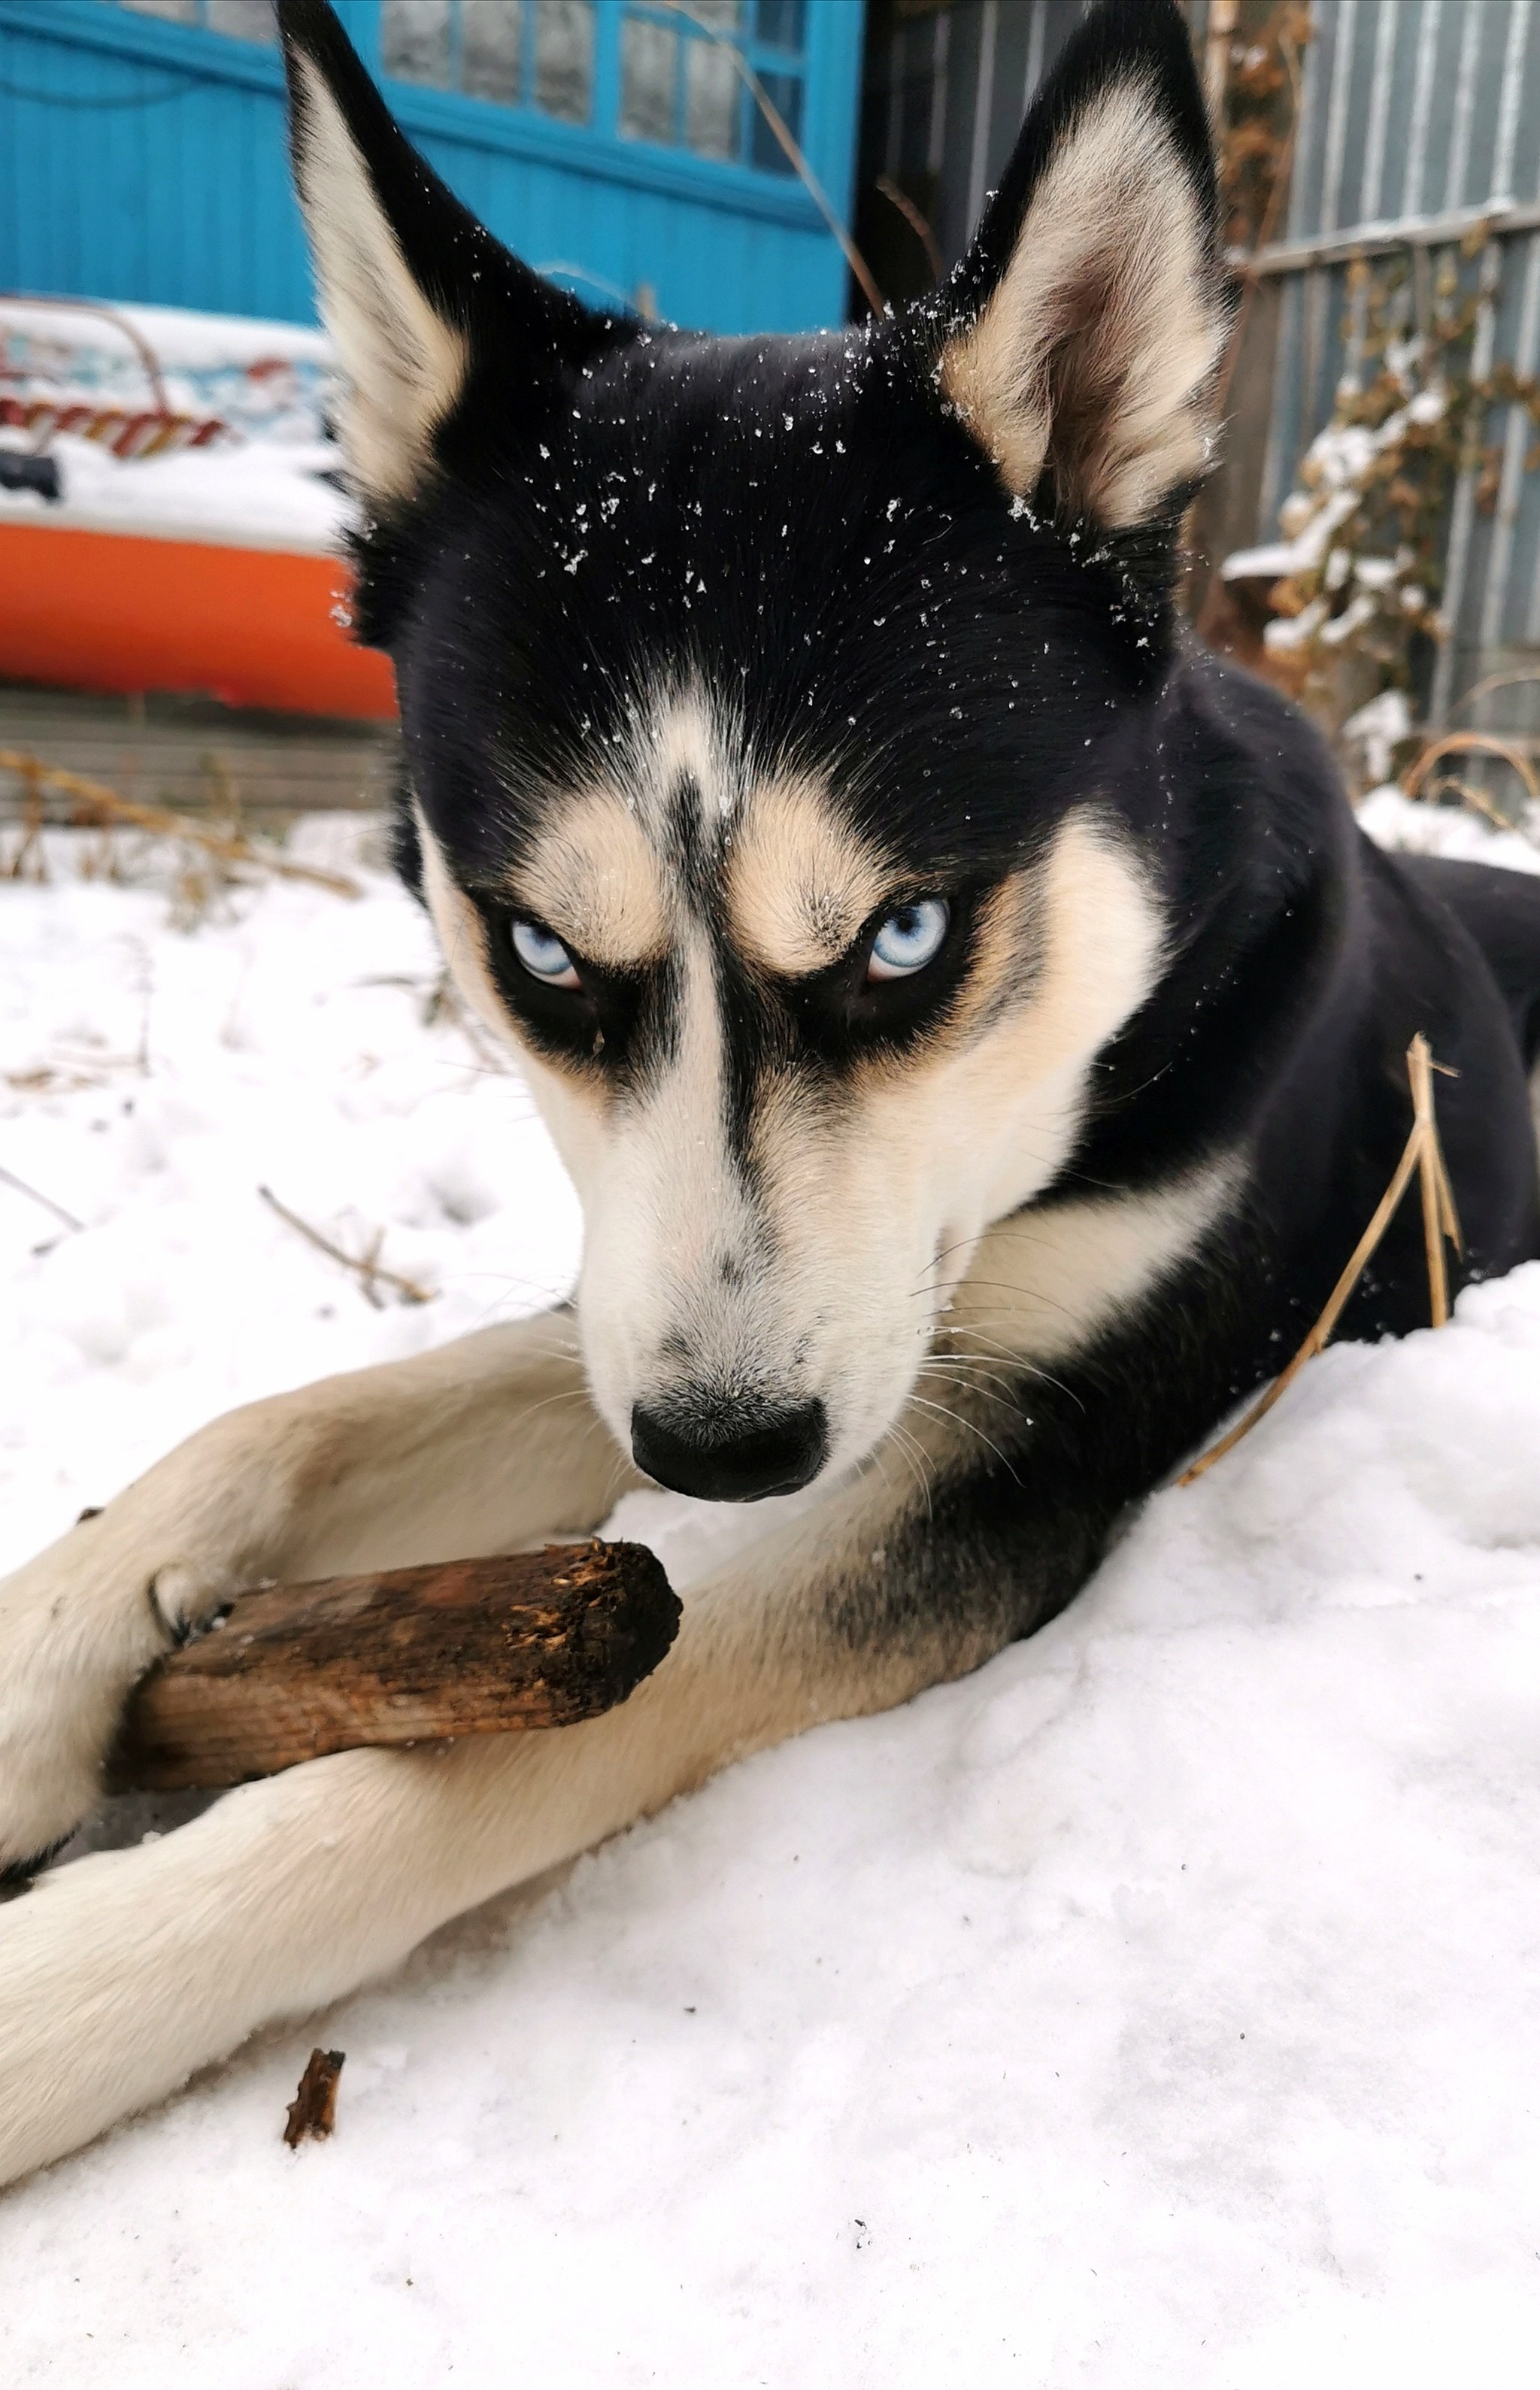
[857,0,1087,281]
[851,3,1222,308]
[1255,0,1540,727]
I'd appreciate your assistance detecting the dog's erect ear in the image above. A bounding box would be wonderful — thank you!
[277,0,610,507]
[935,0,1231,530]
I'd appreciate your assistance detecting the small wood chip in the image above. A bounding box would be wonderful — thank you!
[283,2047,345,2149]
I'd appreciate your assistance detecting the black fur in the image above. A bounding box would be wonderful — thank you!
[279,0,1540,1577]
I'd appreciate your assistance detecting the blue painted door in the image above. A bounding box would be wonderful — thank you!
[0,0,865,332]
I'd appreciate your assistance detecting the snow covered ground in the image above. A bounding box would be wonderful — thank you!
[2,811,1539,2385]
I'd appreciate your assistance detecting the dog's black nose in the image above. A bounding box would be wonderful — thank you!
[630,1398,828,1503]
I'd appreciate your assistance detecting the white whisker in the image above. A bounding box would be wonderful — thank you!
[905,1394,1022,1483]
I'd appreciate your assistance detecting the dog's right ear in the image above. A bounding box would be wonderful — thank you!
[932,0,1230,532]
[277,0,610,508]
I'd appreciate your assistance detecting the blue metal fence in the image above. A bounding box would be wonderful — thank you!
[0,0,864,333]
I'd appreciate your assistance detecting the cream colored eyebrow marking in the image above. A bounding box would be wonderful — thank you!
[726,781,893,975]
[511,788,671,967]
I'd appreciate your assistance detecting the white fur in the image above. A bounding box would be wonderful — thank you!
[420,796,1175,1483]
[289,53,468,503]
[940,75,1227,526]
[948,1161,1242,1366]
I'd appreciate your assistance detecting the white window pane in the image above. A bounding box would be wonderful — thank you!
[619,17,675,147]
[463,0,521,103]
[690,0,742,27]
[685,38,738,162]
[206,0,274,38]
[383,0,453,89]
[534,0,594,124]
[118,0,201,22]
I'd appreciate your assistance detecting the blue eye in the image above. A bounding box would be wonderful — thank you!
[867,897,950,982]
[511,918,581,988]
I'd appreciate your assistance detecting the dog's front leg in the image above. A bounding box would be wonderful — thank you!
[0,1312,638,1873]
[0,1459,1085,2187]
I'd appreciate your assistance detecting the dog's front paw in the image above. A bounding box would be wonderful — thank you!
[0,1521,192,1874]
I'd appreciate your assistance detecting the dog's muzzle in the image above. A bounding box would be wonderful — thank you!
[630,1396,828,1503]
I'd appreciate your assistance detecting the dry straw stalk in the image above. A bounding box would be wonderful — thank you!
[1181,1035,1463,1485]
[1402,730,1540,811]
[0,748,360,898]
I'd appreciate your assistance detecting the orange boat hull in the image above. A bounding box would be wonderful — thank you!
[0,520,397,719]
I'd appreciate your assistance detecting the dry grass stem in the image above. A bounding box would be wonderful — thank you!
[1181,1036,1461,1485]
[875,174,944,283]
[258,1183,432,1309]
[3,757,48,881]
[1407,1035,1463,1324]
[5,1051,145,1096]
[0,750,360,899]
[1450,666,1540,719]
[1420,773,1537,837]
[1403,732,1540,812]
[0,1163,83,1236]
[654,0,884,315]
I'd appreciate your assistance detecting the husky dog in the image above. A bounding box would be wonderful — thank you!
[3,0,1539,2186]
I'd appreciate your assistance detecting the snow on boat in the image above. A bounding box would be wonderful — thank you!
[0,301,395,721]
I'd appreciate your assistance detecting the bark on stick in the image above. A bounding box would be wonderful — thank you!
[110,1541,680,1793]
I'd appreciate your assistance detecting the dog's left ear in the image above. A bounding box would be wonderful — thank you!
[935,0,1232,530]
[277,0,615,508]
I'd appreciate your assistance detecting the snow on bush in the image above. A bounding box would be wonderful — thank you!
[1223,259,1540,751]
[1223,329,1452,711]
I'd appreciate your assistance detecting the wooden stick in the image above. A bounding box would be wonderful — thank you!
[1205,0,1238,118]
[110,1541,680,1793]
[1181,1036,1461,1485]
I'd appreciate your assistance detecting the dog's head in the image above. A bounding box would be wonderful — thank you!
[279,0,1229,1500]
